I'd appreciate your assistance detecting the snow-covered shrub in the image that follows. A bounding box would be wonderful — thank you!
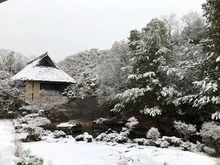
[75,132,93,142]
[180,141,197,151]
[125,117,139,131]
[17,149,44,165]
[39,90,67,104]
[202,146,216,155]
[96,132,118,143]
[95,133,109,141]
[146,127,161,140]
[53,130,66,138]
[162,136,183,147]
[198,122,220,155]
[22,125,43,141]
[173,121,196,140]
[0,71,25,116]
[96,131,128,143]
[114,134,128,143]
[40,130,52,138]
[133,138,147,145]
[155,139,170,148]
[14,113,51,135]
[13,113,50,141]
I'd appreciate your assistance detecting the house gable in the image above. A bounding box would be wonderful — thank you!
[37,53,57,68]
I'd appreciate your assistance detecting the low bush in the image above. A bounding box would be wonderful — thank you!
[146,127,160,140]
[173,121,196,140]
[198,122,220,156]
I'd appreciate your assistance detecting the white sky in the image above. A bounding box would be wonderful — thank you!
[0,0,206,62]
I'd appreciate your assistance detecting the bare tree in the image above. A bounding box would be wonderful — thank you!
[161,13,180,44]
[0,49,28,74]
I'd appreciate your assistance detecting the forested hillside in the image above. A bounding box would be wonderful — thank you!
[59,10,219,122]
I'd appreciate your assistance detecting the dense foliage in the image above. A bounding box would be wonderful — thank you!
[0,71,25,117]
[59,7,219,125]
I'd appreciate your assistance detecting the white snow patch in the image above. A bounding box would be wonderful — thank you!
[56,122,77,128]
[0,120,18,165]
[22,141,216,165]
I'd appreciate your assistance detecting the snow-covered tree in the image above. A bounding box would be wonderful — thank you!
[59,49,102,99]
[161,13,180,44]
[0,71,25,113]
[0,49,28,74]
[180,11,206,44]
[96,41,132,102]
[112,18,180,116]
[186,0,220,119]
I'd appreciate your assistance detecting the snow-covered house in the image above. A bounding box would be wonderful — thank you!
[12,52,76,102]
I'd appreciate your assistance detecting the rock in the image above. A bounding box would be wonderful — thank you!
[75,132,93,142]
[53,130,66,138]
[56,120,82,134]
[92,117,125,133]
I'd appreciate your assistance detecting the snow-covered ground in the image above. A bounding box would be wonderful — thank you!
[0,120,17,165]
[0,120,217,165]
[22,138,216,165]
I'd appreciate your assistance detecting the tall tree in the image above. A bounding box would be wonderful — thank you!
[96,41,132,102]
[161,13,180,44]
[112,18,180,116]
[181,11,206,44]
[191,0,220,120]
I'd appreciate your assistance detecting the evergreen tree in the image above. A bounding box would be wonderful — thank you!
[112,18,180,116]
[191,0,220,120]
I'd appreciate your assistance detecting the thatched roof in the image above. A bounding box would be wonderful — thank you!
[12,52,76,83]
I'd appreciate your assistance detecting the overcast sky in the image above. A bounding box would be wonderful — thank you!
[0,0,206,62]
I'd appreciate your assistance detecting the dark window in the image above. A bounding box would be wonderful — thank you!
[40,83,68,92]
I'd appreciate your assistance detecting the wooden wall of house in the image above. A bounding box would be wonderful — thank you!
[26,81,40,102]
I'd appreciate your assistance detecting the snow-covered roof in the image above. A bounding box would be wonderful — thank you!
[12,52,76,83]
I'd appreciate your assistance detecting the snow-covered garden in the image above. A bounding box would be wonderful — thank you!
[0,114,219,165]
[0,1,220,165]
